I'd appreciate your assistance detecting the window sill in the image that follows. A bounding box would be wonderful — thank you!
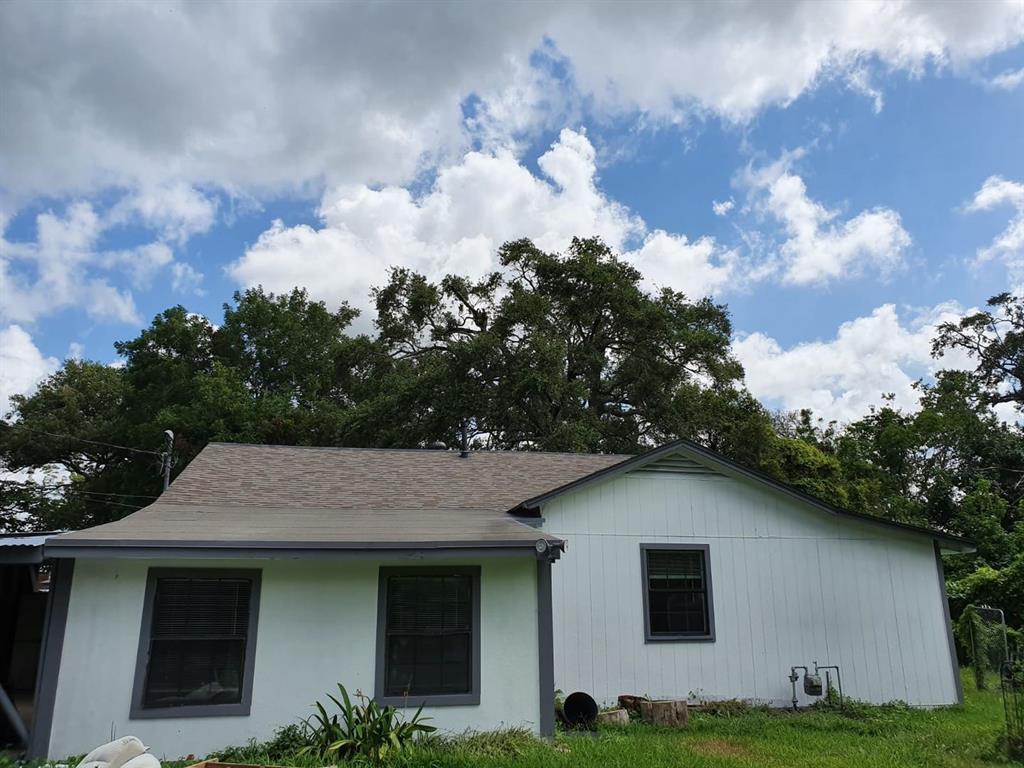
[129,702,251,719]
[376,692,480,708]
[645,634,716,644]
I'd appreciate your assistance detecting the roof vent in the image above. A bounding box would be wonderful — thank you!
[427,440,447,450]
[634,453,716,476]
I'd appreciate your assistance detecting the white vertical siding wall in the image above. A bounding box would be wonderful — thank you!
[48,556,539,758]
[545,470,958,707]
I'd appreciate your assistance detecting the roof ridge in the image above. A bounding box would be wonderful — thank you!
[204,441,635,460]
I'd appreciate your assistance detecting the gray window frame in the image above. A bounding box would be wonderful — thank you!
[640,543,715,643]
[375,565,481,707]
[130,567,262,719]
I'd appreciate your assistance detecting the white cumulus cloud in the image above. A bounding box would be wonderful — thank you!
[966,175,1024,285]
[0,193,211,324]
[229,129,742,317]
[0,202,139,324]
[108,183,218,245]
[733,302,972,423]
[0,325,58,420]
[712,199,735,217]
[1,1,1021,202]
[742,151,911,285]
[987,67,1024,91]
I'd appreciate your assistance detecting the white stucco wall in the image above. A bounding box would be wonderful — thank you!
[544,463,959,707]
[48,556,540,758]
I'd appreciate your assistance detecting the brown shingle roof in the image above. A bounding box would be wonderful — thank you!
[52,443,629,549]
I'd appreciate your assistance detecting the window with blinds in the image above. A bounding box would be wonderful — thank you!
[139,572,256,710]
[383,573,473,698]
[643,546,713,640]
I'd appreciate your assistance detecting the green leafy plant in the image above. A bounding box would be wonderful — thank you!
[298,684,436,766]
[955,605,1003,690]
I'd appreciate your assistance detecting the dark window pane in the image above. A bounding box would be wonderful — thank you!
[143,576,252,708]
[645,550,709,637]
[384,573,472,697]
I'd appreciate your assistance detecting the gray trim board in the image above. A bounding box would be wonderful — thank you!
[536,557,555,737]
[512,438,973,552]
[375,565,481,708]
[28,558,74,759]
[934,542,964,704]
[639,543,716,643]
[44,543,555,561]
[0,547,44,564]
[130,567,262,719]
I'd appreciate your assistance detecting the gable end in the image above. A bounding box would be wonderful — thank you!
[631,452,717,477]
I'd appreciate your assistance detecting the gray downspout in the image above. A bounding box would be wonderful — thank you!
[537,556,555,737]
[933,542,963,704]
[28,558,75,759]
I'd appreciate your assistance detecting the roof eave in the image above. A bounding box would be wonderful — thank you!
[510,438,976,553]
[43,537,565,561]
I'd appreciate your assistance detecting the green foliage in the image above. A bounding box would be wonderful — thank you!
[954,605,1009,690]
[298,684,436,765]
[372,237,763,454]
[0,240,768,533]
[933,292,1024,412]
[15,679,1012,768]
[2,238,1023,648]
[211,723,314,764]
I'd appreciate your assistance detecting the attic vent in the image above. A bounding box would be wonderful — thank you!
[633,453,717,476]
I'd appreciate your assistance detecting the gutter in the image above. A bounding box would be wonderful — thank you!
[43,537,566,561]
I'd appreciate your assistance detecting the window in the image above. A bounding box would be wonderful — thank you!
[375,566,480,706]
[131,569,261,718]
[640,545,714,642]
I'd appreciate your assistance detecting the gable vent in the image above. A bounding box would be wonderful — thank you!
[633,453,717,476]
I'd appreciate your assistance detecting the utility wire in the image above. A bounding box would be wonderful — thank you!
[1,424,163,457]
[0,485,148,510]
[0,481,159,501]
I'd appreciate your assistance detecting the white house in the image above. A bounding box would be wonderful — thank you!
[12,439,968,758]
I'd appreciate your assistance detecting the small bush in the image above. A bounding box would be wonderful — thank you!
[211,724,314,764]
[299,684,436,766]
[812,695,914,722]
[694,698,752,717]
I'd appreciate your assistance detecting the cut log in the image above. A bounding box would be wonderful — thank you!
[639,699,689,728]
[597,708,630,726]
[617,694,648,713]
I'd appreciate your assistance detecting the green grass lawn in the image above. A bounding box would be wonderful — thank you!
[206,670,1017,768]
[6,671,1016,768]
[404,681,1012,768]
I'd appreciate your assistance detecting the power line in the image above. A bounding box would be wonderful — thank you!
[0,480,159,500]
[0,484,150,510]
[0,483,157,501]
[2,424,163,457]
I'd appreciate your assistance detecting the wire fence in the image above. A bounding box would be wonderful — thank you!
[1003,660,1024,762]
[956,604,1022,761]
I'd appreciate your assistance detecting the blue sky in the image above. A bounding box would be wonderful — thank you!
[2,2,1024,423]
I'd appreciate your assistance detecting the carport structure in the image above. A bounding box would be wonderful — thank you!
[0,533,56,752]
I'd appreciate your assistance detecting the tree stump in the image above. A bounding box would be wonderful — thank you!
[597,708,630,726]
[639,699,689,727]
[618,694,647,713]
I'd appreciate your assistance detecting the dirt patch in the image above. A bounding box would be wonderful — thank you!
[689,738,756,759]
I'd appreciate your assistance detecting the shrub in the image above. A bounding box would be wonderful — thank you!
[299,684,436,766]
[211,724,313,764]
